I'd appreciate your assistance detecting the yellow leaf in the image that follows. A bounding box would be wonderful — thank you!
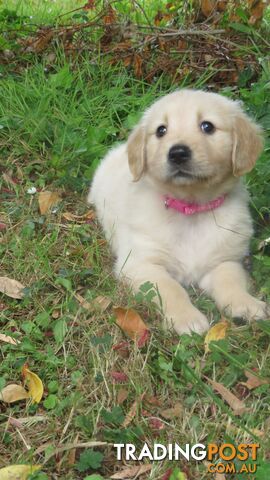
[0,276,25,299]
[0,333,20,345]
[0,465,41,479]
[0,384,29,403]
[204,319,229,353]
[22,366,44,403]
[38,191,61,215]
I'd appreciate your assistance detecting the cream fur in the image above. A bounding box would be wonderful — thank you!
[89,89,268,334]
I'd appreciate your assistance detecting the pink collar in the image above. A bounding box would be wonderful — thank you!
[163,194,226,215]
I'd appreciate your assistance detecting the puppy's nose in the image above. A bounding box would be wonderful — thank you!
[168,144,192,164]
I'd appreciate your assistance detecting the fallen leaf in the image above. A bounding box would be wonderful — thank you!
[0,384,29,403]
[0,276,25,299]
[134,53,143,78]
[0,333,20,345]
[112,341,130,359]
[0,465,41,479]
[206,377,247,416]
[94,295,112,311]
[0,222,7,230]
[122,394,145,428]
[62,210,95,223]
[111,371,129,383]
[144,395,162,407]
[38,191,61,215]
[76,293,111,312]
[204,319,229,353]
[241,370,269,390]
[137,328,150,348]
[117,388,128,405]
[110,464,151,479]
[103,5,117,24]
[8,415,48,428]
[200,0,216,17]
[160,402,183,420]
[22,365,44,403]
[161,469,173,480]
[27,31,54,53]
[114,307,150,345]
[83,0,96,9]
[249,0,267,25]
[68,433,80,466]
[148,417,165,431]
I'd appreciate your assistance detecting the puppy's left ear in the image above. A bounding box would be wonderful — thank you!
[127,124,146,181]
[232,112,264,176]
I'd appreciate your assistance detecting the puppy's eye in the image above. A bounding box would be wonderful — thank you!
[200,121,215,134]
[156,125,167,138]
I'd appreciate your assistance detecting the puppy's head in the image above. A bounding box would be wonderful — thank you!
[127,90,263,189]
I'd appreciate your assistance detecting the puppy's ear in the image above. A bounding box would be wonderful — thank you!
[127,124,146,181]
[232,112,264,177]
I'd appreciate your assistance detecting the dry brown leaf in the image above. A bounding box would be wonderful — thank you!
[83,0,96,10]
[241,370,269,390]
[68,433,79,466]
[38,191,61,215]
[122,394,145,428]
[103,5,117,24]
[204,319,230,353]
[160,402,183,420]
[207,377,247,415]
[249,0,267,24]
[27,31,54,53]
[0,333,20,345]
[117,388,129,405]
[62,210,95,222]
[8,415,47,429]
[114,307,149,343]
[75,293,111,312]
[0,384,29,403]
[110,464,152,479]
[201,0,216,17]
[0,276,25,299]
[134,54,143,78]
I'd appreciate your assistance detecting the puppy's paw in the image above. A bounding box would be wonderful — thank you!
[166,306,209,335]
[228,295,269,322]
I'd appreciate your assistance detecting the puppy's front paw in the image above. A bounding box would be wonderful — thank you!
[166,306,209,335]
[229,295,269,321]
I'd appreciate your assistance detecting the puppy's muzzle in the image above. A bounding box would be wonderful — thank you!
[168,144,192,165]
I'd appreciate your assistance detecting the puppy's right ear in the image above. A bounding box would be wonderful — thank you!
[127,124,146,181]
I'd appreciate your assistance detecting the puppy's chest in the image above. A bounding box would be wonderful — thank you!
[161,211,249,284]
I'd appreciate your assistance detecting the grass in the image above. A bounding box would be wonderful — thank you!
[1,2,270,480]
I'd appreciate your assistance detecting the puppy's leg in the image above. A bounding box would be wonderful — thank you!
[118,261,209,335]
[200,261,269,321]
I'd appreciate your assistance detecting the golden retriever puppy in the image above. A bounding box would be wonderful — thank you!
[89,89,269,334]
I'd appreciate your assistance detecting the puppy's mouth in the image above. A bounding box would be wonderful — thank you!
[169,167,211,182]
